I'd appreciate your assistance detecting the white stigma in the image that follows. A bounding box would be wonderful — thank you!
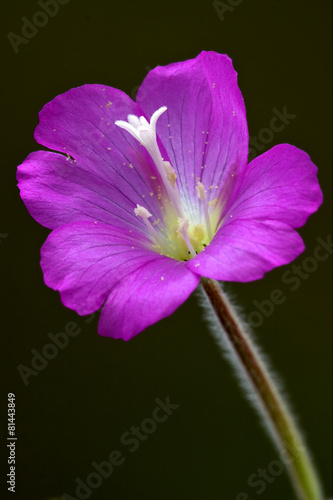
[116,106,184,217]
[115,106,167,151]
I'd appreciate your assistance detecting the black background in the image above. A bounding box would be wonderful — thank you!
[1,1,332,499]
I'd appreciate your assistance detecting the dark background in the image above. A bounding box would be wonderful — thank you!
[1,0,332,499]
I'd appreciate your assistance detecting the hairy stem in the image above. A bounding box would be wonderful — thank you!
[201,278,324,500]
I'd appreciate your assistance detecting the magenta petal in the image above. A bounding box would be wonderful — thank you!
[27,84,164,228]
[41,221,199,337]
[17,151,161,232]
[227,144,323,228]
[136,51,249,211]
[41,221,152,315]
[187,219,305,282]
[98,257,200,340]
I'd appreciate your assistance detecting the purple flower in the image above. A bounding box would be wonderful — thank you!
[17,51,322,340]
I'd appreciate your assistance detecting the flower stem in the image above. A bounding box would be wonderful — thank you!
[201,277,324,500]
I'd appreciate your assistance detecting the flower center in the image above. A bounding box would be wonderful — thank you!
[115,107,219,261]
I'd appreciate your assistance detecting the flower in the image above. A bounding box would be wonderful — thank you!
[17,51,322,340]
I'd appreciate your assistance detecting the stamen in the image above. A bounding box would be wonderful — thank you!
[134,204,162,247]
[196,182,213,241]
[134,205,152,219]
[164,161,177,188]
[196,182,206,201]
[177,218,196,258]
[209,197,218,208]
